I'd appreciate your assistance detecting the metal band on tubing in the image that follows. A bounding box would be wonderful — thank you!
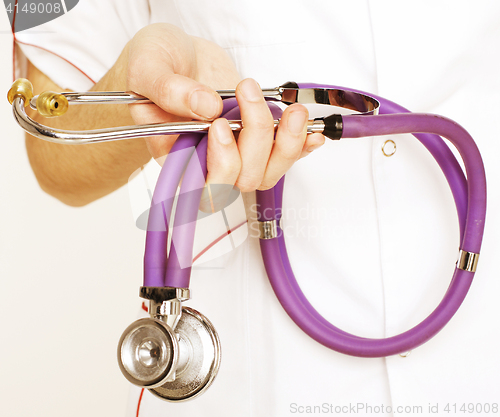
[457,250,479,273]
[258,220,280,240]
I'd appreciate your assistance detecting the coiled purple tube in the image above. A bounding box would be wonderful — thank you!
[257,86,486,357]
[143,85,486,358]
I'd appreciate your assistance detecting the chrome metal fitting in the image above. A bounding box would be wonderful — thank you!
[150,299,183,330]
[308,118,326,134]
[258,219,280,240]
[140,287,190,330]
[457,250,479,272]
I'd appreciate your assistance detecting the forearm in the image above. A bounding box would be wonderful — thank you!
[25,42,152,206]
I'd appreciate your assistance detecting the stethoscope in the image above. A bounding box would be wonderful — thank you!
[8,79,486,402]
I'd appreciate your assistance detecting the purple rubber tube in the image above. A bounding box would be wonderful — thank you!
[266,84,473,342]
[163,136,208,287]
[145,99,239,288]
[143,134,201,287]
[163,102,282,288]
[258,110,486,356]
[144,84,486,357]
[272,177,357,338]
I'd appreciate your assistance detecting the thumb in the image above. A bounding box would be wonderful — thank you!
[127,25,222,120]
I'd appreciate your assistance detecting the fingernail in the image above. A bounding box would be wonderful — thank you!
[190,90,219,119]
[288,110,307,135]
[213,119,233,145]
[240,79,262,102]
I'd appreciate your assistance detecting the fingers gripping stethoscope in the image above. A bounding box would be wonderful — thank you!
[8,79,486,401]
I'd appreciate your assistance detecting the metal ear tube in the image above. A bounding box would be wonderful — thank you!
[8,80,378,144]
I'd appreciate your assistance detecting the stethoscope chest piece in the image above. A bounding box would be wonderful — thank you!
[118,317,178,389]
[149,307,221,402]
[117,304,221,402]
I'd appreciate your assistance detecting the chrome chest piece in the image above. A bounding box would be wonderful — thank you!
[117,287,221,401]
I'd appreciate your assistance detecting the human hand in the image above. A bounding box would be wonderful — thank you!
[127,24,325,205]
[127,23,238,158]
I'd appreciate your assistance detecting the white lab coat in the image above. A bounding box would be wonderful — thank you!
[15,1,500,416]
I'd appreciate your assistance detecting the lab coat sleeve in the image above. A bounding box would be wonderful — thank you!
[13,0,150,91]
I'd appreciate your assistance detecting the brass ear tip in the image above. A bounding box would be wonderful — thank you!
[36,91,69,117]
[7,78,34,106]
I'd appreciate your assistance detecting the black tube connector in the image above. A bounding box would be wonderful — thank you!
[319,114,343,140]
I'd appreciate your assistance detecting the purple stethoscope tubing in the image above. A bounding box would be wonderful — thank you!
[258,84,485,357]
[143,134,200,287]
[143,99,239,287]
[144,84,486,357]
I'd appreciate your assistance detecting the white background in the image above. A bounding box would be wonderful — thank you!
[0,11,145,417]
